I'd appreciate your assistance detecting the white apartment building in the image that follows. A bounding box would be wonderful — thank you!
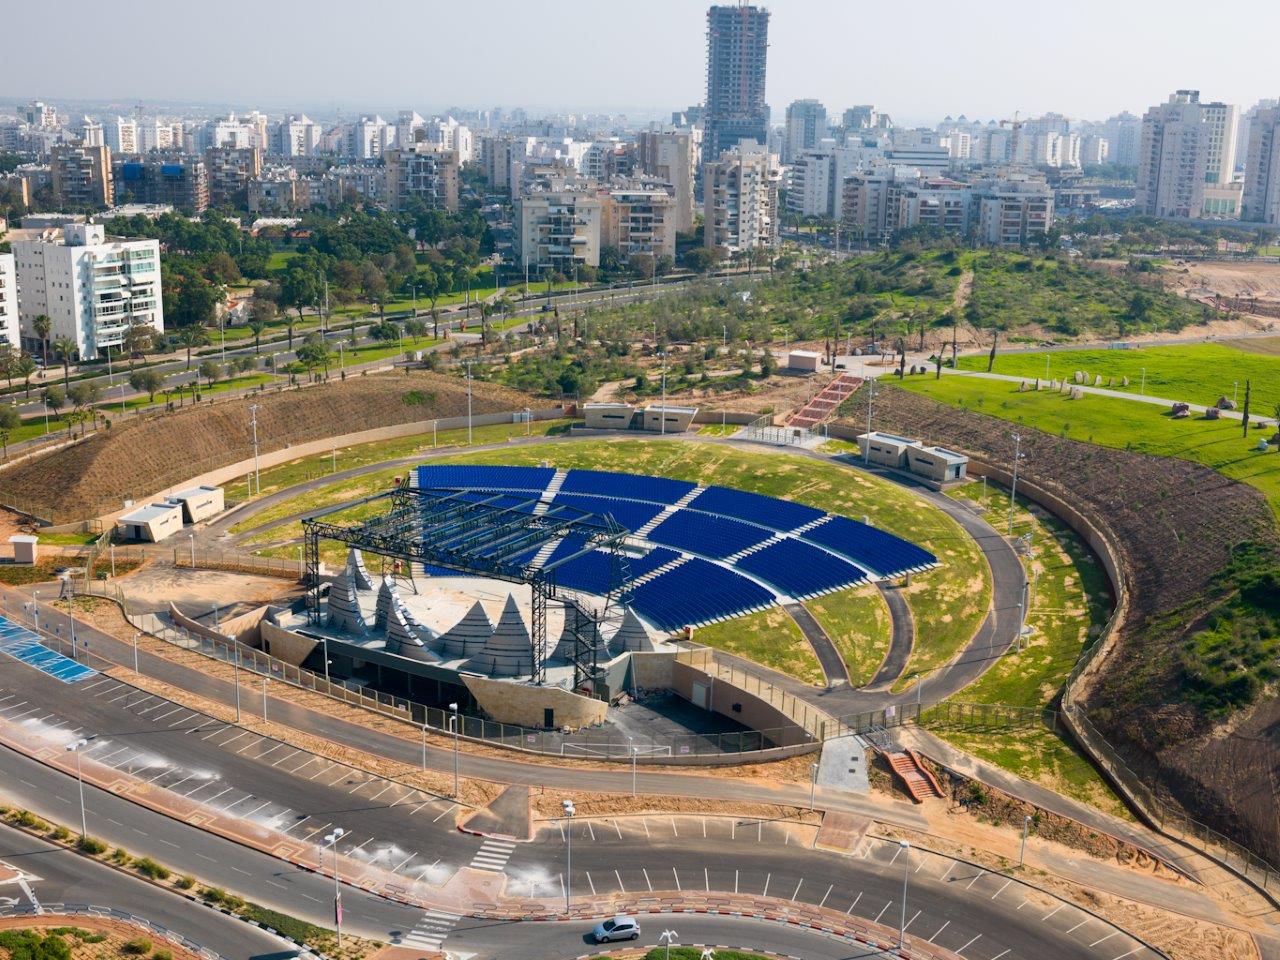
[396,111,425,149]
[0,254,19,350]
[601,184,677,261]
[384,143,459,212]
[1243,104,1280,225]
[515,191,603,273]
[783,99,827,164]
[13,224,164,361]
[347,116,390,159]
[1102,112,1142,168]
[1137,91,1237,218]
[703,141,781,253]
[108,117,138,154]
[635,128,699,232]
[428,118,474,163]
[274,115,322,157]
[786,142,884,220]
[974,176,1054,246]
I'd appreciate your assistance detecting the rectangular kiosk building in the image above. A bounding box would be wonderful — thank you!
[166,485,225,523]
[857,431,968,485]
[582,402,697,433]
[117,501,184,542]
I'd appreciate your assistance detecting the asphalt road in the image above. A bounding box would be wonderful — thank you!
[0,816,299,959]
[0,655,1161,960]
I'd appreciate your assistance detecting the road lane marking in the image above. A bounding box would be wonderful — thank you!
[991,879,1013,899]
[614,869,625,893]
[762,873,770,898]
[964,868,987,890]
[1042,904,1064,921]
[791,879,802,901]
[846,892,862,913]
[902,909,920,932]
[1089,932,1120,948]
[818,884,832,908]
[931,920,950,941]
[873,900,891,924]
[270,750,302,768]
[642,868,652,892]
[955,934,981,955]
[431,804,456,822]
[1110,948,1144,960]
[989,951,1010,960]
[1065,918,1091,934]
[586,872,596,895]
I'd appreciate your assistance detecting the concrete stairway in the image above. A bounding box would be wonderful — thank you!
[885,749,945,803]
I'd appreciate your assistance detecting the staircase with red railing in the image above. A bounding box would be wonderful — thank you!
[786,373,862,429]
[885,749,946,803]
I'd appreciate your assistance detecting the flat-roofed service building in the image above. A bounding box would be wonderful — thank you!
[581,402,698,433]
[117,501,184,542]
[906,445,969,483]
[639,404,697,433]
[857,431,919,468]
[583,402,637,430]
[166,485,225,523]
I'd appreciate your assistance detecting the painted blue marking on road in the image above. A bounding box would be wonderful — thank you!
[0,615,97,683]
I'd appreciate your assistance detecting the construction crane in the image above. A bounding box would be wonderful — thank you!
[998,110,1023,163]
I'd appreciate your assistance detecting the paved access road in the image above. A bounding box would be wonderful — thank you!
[0,655,1161,960]
[0,819,292,960]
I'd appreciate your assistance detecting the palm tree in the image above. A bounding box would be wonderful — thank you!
[14,355,37,399]
[177,326,209,369]
[31,314,51,367]
[51,336,76,388]
[247,318,267,355]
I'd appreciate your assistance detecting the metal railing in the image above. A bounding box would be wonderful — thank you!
[172,547,303,579]
[0,902,231,960]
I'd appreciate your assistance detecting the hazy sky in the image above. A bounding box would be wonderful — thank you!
[5,0,1277,123]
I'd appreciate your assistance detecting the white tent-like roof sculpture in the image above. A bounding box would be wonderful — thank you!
[327,554,367,635]
[438,600,494,657]
[386,597,440,663]
[610,606,658,653]
[374,576,396,633]
[350,548,375,591]
[550,610,607,662]
[465,594,535,677]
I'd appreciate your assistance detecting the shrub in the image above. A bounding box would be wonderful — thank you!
[111,847,132,865]
[134,857,170,880]
[50,824,70,841]
[76,835,107,854]
[152,950,173,960]
[7,809,46,829]
[121,937,152,955]
[175,874,196,890]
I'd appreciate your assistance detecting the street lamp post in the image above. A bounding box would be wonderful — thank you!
[323,828,346,948]
[449,703,460,797]
[1019,814,1032,867]
[421,722,428,770]
[233,648,241,723]
[659,929,679,960]
[188,533,195,569]
[323,636,331,687]
[629,736,636,797]
[66,738,90,838]
[898,839,911,948]
[249,404,261,496]
[1008,433,1023,537]
[562,800,575,914]
[659,351,667,436]
[262,676,268,720]
[809,761,819,810]
[132,632,139,673]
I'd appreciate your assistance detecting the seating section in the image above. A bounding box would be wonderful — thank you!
[560,468,696,505]
[737,539,866,598]
[550,545,679,595]
[685,485,825,532]
[647,509,771,559]
[805,516,936,577]
[418,464,554,492]
[630,558,773,631]
[551,493,664,533]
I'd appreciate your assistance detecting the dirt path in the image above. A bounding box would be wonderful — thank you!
[951,269,974,315]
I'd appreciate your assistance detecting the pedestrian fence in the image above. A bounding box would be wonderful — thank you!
[172,547,303,580]
[0,902,232,960]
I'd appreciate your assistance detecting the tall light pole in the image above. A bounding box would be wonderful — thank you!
[1008,433,1023,537]
[449,703,460,798]
[132,632,139,673]
[421,722,428,770]
[188,533,195,569]
[864,377,875,464]
[659,351,667,435]
[249,404,261,496]
[659,929,679,960]
[629,737,636,797]
[463,362,474,444]
[323,636,331,687]
[809,761,819,810]
[66,738,90,838]
[898,839,910,948]
[562,799,575,914]
[323,828,345,948]
[232,647,241,723]
[1019,814,1032,867]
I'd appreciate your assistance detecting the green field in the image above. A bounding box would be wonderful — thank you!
[238,438,991,685]
[960,342,1280,412]
[694,607,823,685]
[899,375,1280,517]
[804,584,891,687]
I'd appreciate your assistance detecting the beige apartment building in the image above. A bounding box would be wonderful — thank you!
[703,141,780,253]
[384,143,459,212]
[50,142,113,208]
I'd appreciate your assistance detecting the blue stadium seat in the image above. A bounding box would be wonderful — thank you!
[802,516,936,578]
[560,469,695,504]
[736,539,867,597]
[629,559,774,631]
[686,485,825,532]
[647,510,771,559]
[551,493,664,533]
[418,465,554,492]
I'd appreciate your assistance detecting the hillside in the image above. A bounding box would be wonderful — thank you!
[0,372,537,523]
[838,384,1280,864]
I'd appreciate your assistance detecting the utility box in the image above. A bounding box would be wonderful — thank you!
[8,535,37,565]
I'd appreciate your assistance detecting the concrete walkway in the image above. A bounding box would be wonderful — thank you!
[784,602,849,687]
[867,582,914,688]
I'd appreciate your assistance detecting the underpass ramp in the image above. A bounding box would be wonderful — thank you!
[459,783,531,841]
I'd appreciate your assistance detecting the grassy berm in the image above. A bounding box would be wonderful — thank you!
[0,371,537,523]
[839,383,1280,865]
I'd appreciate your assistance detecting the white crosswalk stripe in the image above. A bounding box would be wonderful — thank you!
[470,838,516,873]
[400,908,463,951]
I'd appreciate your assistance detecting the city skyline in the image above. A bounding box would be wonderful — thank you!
[4,0,1279,124]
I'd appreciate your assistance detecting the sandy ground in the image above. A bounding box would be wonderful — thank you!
[1165,259,1280,299]
[116,565,299,616]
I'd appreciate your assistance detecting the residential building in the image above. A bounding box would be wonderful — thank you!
[1081,135,1109,166]
[479,134,527,196]
[384,143,460,212]
[273,115,322,157]
[1102,112,1142,168]
[1243,104,1280,225]
[783,99,827,163]
[321,165,386,206]
[785,143,882,220]
[347,116,390,159]
[428,117,474,163]
[113,155,209,213]
[0,254,18,350]
[974,175,1054,246]
[515,191,603,272]
[248,166,303,213]
[204,146,262,208]
[580,140,633,182]
[50,142,113,208]
[704,4,771,159]
[635,127,699,232]
[601,184,677,261]
[1137,90,1239,218]
[108,117,138,155]
[395,111,426,149]
[12,223,164,361]
[703,140,780,252]
[77,117,104,147]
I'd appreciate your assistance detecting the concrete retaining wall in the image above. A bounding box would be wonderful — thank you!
[463,673,609,728]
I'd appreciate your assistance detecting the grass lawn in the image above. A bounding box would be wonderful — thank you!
[266,250,299,271]
[960,342,1280,412]
[804,584,891,686]
[35,531,100,546]
[229,419,574,532]
[920,474,1127,818]
[241,439,990,684]
[99,372,277,414]
[697,422,739,436]
[898,375,1280,517]
[693,607,823,685]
